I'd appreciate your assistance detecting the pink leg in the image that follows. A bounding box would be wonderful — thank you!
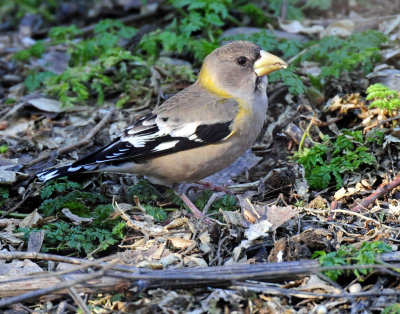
[196,180,233,195]
[175,190,204,219]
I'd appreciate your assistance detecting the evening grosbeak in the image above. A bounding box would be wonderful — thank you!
[37,41,287,217]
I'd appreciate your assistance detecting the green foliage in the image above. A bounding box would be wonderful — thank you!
[0,0,58,23]
[0,187,9,206]
[304,0,332,10]
[14,42,46,61]
[126,180,168,220]
[366,83,400,115]
[194,191,237,212]
[21,178,126,254]
[365,129,385,145]
[24,71,55,92]
[313,241,392,281]
[143,204,168,221]
[40,177,82,199]
[238,4,270,26]
[66,20,137,67]
[269,68,306,96]
[39,178,106,216]
[12,1,387,107]
[383,304,400,314]
[45,20,139,107]
[5,98,16,104]
[293,130,377,189]
[267,0,304,20]
[48,25,82,42]
[45,48,138,107]
[18,204,125,254]
[0,144,8,154]
[15,20,139,107]
[127,179,163,203]
[298,31,387,81]
[139,0,233,62]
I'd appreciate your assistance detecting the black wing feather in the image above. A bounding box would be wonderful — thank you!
[194,122,231,142]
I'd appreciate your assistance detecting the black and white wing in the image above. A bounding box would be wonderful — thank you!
[37,99,238,182]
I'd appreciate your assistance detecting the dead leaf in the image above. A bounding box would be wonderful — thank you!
[323,20,354,37]
[266,205,298,230]
[300,275,342,295]
[0,259,43,276]
[0,232,25,246]
[164,217,188,230]
[239,196,297,230]
[167,237,195,250]
[279,20,324,34]
[0,119,33,137]
[389,200,400,215]
[27,230,45,253]
[0,219,21,232]
[308,195,329,209]
[61,208,93,225]
[233,220,273,261]
[183,255,208,267]
[26,97,64,113]
[220,210,242,226]
[19,209,42,228]
[334,187,357,200]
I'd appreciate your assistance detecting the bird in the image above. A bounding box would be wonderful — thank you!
[37,41,287,218]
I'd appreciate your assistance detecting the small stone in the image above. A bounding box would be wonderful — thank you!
[0,170,16,184]
[315,305,327,314]
[349,283,362,293]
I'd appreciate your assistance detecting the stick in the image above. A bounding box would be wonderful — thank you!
[352,174,400,212]
[1,252,400,302]
[0,266,115,307]
[229,281,400,299]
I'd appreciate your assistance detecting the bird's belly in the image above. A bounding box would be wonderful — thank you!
[141,139,247,185]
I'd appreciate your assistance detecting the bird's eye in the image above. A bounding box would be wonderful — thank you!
[236,56,248,66]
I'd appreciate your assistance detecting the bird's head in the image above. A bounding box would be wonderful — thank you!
[198,41,287,100]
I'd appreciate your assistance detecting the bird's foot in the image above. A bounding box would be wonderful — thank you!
[195,180,233,195]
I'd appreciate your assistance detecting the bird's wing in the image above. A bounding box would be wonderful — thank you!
[47,96,239,174]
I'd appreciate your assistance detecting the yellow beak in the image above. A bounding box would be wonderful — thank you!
[253,50,287,77]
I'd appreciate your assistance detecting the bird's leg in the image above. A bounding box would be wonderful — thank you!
[196,180,233,195]
[173,183,205,219]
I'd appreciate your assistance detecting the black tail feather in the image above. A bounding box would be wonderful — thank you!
[37,165,73,182]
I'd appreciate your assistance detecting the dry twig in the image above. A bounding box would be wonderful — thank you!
[353,174,400,212]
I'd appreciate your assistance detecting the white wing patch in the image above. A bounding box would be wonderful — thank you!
[153,140,179,152]
[38,170,59,181]
[122,135,150,147]
[68,165,83,172]
[83,164,98,170]
[169,122,198,138]
[123,119,201,148]
[106,152,125,158]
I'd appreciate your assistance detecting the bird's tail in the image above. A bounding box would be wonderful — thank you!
[37,165,74,182]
